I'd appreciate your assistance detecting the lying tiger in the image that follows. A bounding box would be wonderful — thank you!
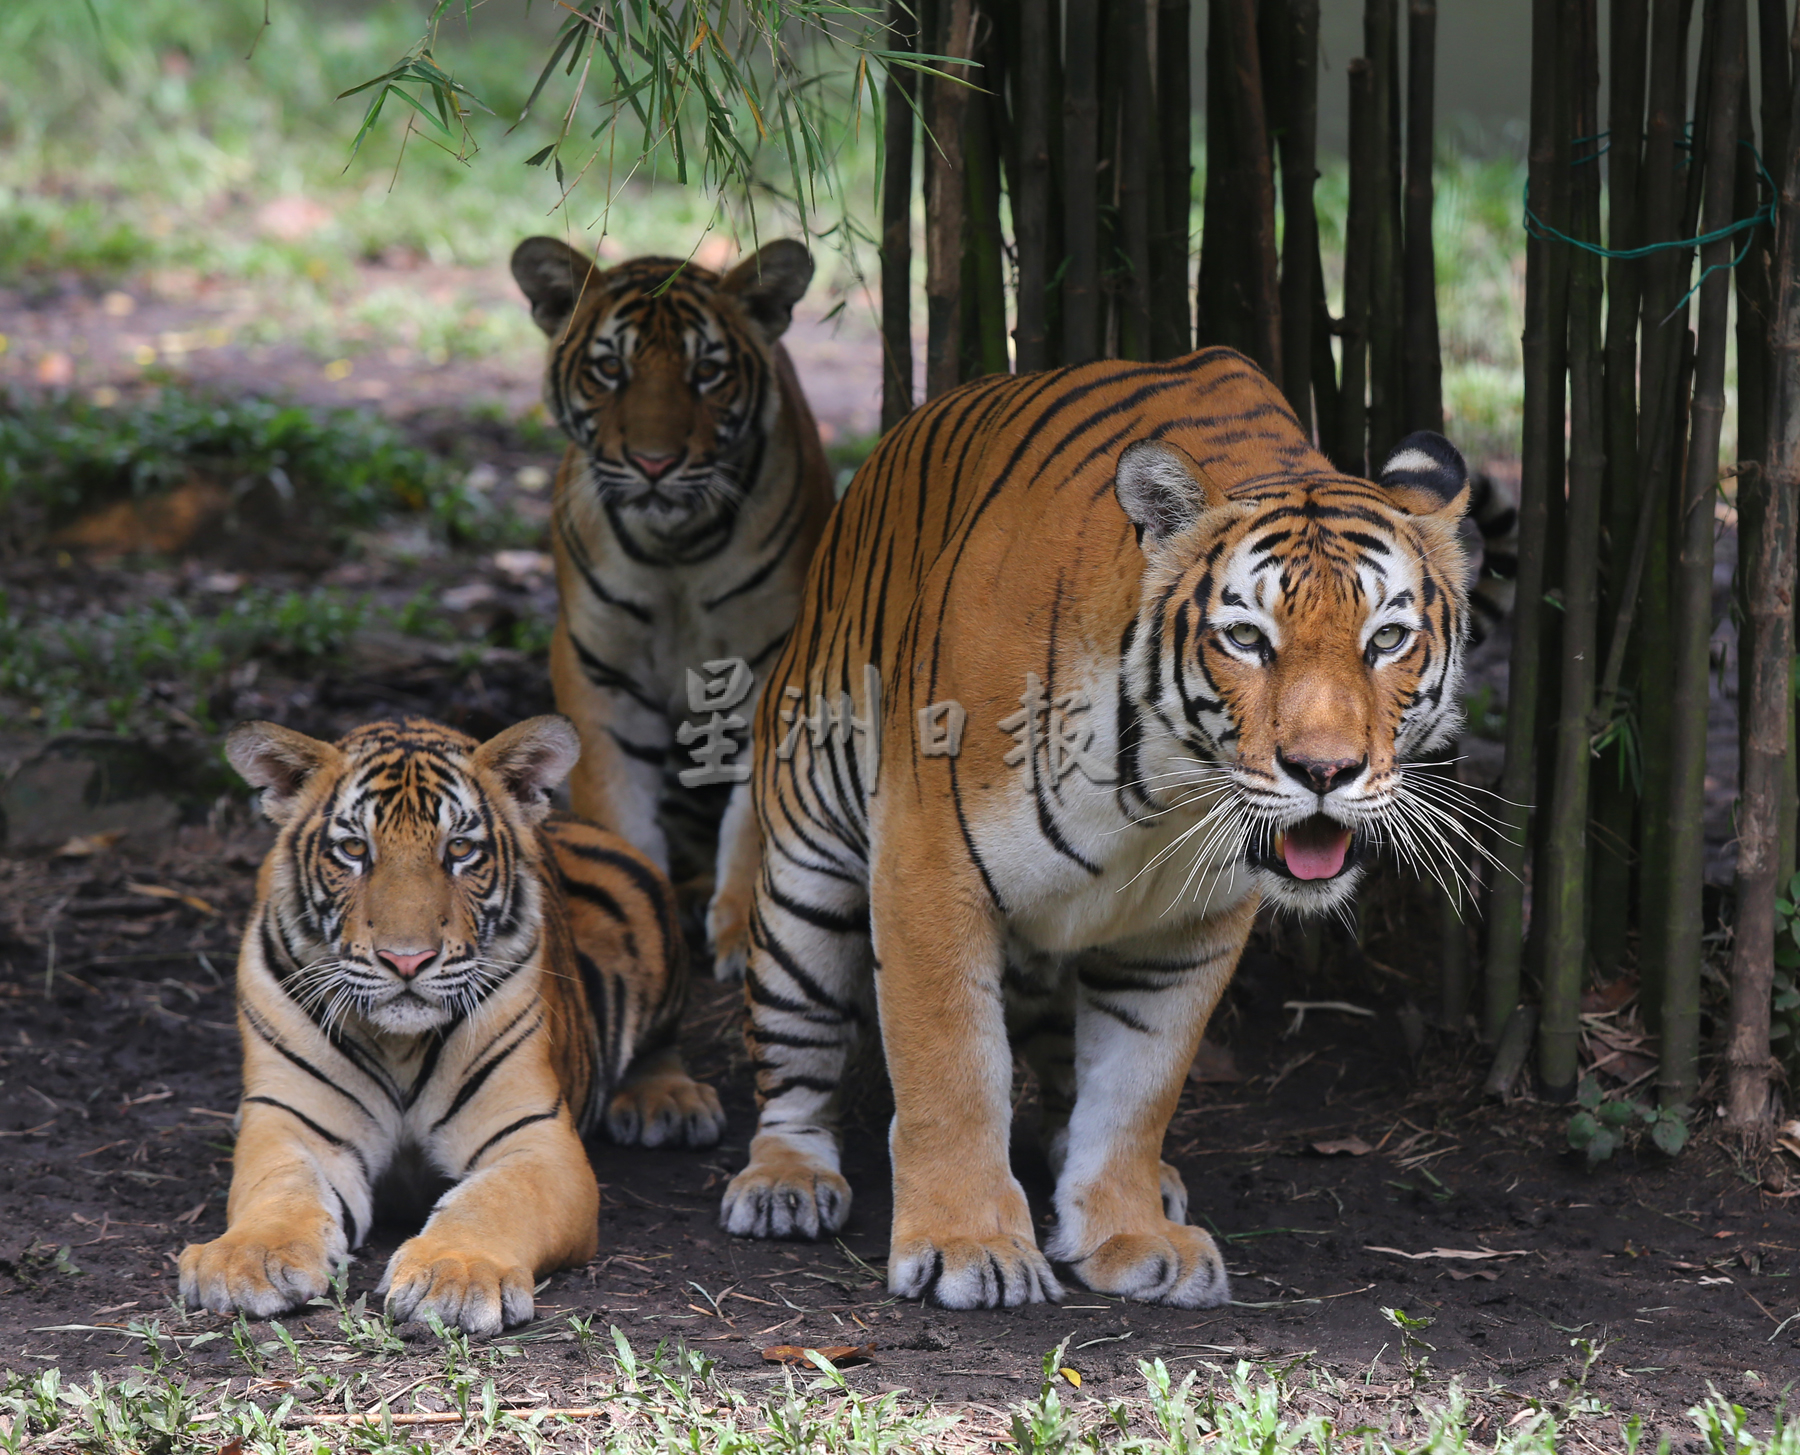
[179,715,721,1335]
[723,349,1476,1309]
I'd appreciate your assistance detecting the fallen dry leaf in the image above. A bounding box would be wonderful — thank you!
[53,831,126,858]
[1365,1246,1529,1261]
[174,1201,207,1225]
[1776,1119,1800,1160]
[1443,1268,1500,1281]
[1312,1136,1374,1157]
[1579,975,1638,1014]
[761,1343,874,1367]
[126,882,220,917]
[1059,1366,1082,1387]
[1188,1037,1242,1083]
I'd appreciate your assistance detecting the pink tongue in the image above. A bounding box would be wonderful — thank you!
[1283,824,1352,880]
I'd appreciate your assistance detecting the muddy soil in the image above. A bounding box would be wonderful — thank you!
[0,263,1787,1442]
[2,816,1795,1441]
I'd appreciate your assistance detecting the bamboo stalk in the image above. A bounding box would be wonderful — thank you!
[1588,0,1649,983]
[1097,0,1123,356]
[1311,240,1343,464]
[924,0,975,398]
[1278,0,1322,427]
[1226,0,1281,378]
[1117,0,1156,361]
[1364,0,1402,464]
[1197,0,1238,351]
[1341,57,1376,478]
[878,0,921,428]
[1155,0,1194,358]
[1485,0,1571,1044]
[1402,0,1441,432]
[1663,0,1746,1110]
[1724,4,1800,1135]
[1736,75,1772,795]
[1198,0,1278,370]
[1014,0,1053,372]
[1622,0,1696,1035]
[961,8,1009,380]
[1537,0,1605,1098]
[880,0,919,428]
[1061,0,1100,363]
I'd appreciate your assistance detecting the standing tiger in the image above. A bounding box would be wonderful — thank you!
[511,237,836,979]
[721,349,1477,1309]
[179,715,722,1336]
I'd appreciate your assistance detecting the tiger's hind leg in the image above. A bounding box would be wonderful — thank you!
[1042,907,1253,1308]
[706,779,759,981]
[719,853,869,1240]
[1012,967,1190,1223]
[545,816,724,1149]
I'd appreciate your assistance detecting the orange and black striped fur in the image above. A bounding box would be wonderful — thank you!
[179,716,722,1335]
[512,238,836,979]
[720,350,1478,1309]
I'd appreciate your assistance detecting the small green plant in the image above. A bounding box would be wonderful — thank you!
[1567,1075,1690,1166]
[1382,1305,1436,1386]
[1008,1339,1082,1455]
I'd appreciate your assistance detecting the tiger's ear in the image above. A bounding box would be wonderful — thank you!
[719,239,814,342]
[1378,431,1470,521]
[475,715,581,822]
[511,237,599,337]
[226,722,341,826]
[1115,440,1235,552]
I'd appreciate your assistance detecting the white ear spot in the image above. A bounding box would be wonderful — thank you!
[1381,448,1437,478]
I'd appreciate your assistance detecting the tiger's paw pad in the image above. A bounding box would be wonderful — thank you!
[720,1155,850,1240]
[1068,1224,1228,1307]
[889,1233,1063,1308]
[380,1245,534,1337]
[178,1227,341,1319]
[606,1073,725,1149]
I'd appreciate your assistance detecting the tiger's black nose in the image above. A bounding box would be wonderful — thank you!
[1277,749,1366,795]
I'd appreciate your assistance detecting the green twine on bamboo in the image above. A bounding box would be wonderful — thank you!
[1524,137,1776,316]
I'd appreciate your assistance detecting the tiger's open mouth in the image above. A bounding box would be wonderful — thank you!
[1255,814,1360,882]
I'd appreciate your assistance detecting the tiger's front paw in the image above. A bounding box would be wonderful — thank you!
[720,1141,850,1239]
[380,1242,534,1337]
[606,1068,725,1148]
[888,1231,1063,1308]
[179,1219,344,1319]
[1065,1223,1228,1307]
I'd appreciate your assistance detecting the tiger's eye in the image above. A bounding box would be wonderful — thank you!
[596,356,624,379]
[692,359,722,382]
[447,837,476,860]
[1226,622,1265,649]
[340,838,368,859]
[1371,623,1409,652]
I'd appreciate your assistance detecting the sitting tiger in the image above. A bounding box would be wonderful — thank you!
[510,237,836,979]
[721,349,1476,1309]
[179,715,722,1336]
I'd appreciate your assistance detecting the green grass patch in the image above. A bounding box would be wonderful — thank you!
[0,585,370,735]
[0,386,521,548]
[2,1301,1791,1454]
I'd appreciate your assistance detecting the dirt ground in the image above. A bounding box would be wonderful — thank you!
[2,809,1797,1439]
[0,262,1791,1441]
